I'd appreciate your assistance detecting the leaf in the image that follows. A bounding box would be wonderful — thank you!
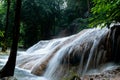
[0,31,4,37]
[90,0,120,27]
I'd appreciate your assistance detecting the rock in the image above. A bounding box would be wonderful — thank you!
[0,76,17,80]
[71,76,81,80]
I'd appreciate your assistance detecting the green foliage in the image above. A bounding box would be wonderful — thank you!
[0,2,5,46]
[21,0,62,47]
[0,31,4,37]
[0,0,91,48]
[0,1,6,28]
[20,0,91,48]
[61,0,90,34]
[0,31,4,46]
[0,0,15,47]
[90,0,120,27]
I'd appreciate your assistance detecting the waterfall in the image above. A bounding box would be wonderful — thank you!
[43,28,109,80]
[16,25,120,80]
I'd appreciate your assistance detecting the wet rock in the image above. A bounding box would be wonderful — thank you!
[71,76,81,80]
[0,76,17,80]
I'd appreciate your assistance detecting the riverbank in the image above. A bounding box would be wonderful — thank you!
[81,67,120,80]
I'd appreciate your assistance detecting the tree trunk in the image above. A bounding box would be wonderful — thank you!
[87,0,90,16]
[1,0,11,52]
[0,0,21,78]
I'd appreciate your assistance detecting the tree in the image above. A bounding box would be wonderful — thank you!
[0,0,22,78]
[61,0,90,33]
[0,1,6,47]
[0,0,16,50]
[0,31,4,37]
[21,0,64,48]
[0,31,4,46]
[1,0,11,52]
[90,0,120,27]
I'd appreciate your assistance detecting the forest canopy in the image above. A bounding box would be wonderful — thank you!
[0,0,120,48]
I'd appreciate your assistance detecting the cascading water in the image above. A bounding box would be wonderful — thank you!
[43,28,109,80]
[16,25,120,80]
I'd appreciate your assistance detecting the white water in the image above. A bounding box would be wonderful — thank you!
[0,52,48,80]
[15,27,119,80]
[42,28,110,80]
[82,28,108,76]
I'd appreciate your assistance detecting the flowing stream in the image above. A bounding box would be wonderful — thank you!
[1,25,120,80]
[0,51,47,80]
